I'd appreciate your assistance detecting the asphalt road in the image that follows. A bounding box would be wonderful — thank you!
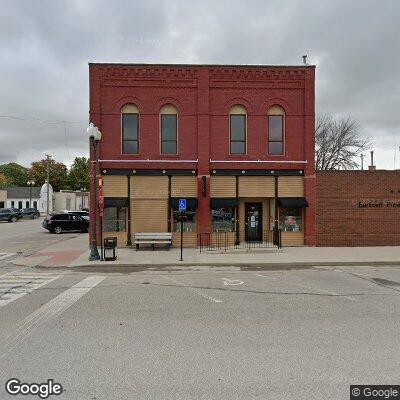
[0,258,400,399]
[0,218,78,256]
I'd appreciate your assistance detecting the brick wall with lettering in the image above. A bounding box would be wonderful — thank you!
[316,171,400,246]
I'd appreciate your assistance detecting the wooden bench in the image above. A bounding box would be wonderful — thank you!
[134,232,172,250]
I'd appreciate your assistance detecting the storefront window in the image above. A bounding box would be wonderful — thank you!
[279,207,302,232]
[212,207,236,232]
[104,206,127,232]
[173,210,196,232]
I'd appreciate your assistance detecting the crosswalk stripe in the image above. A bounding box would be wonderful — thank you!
[0,275,105,359]
[0,270,61,307]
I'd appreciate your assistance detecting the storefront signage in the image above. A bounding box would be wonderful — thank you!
[358,200,400,208]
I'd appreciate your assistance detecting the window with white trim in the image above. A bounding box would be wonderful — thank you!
[230,105,247,155]
[122,104,139,154]
[160,105,178,155]
[268,106,285,155]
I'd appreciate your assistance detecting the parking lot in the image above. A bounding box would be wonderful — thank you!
[0,217,80,256]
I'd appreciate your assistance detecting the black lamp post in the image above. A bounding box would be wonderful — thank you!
[88,123,102,261]
[27,180,35,208]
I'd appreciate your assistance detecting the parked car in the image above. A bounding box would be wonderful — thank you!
[42,212,89,234]
[67,210,89,220]
[0,208,23,222]
[20,208,41,219]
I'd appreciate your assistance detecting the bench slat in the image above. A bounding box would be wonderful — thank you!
[134,241,171,244]
[135,234,172,237]
[135,232,171,235]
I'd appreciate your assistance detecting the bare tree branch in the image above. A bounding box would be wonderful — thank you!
[315,114,371,170]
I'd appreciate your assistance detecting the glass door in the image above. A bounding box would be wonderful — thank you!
[245,202,262,241]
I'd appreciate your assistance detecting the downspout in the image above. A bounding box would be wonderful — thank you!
[168,175,172,232]
[235,175,240,245]
[274,175,279,246]
[127,175,132,246]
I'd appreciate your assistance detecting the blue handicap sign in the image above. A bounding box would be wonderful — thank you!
[179,199,186,211]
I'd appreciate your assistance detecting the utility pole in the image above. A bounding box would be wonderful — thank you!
[360,154,365,170]
[46,154,51,215]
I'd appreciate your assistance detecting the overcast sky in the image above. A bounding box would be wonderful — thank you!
[0,0,399,169]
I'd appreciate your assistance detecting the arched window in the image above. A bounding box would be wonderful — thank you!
[160,105,178,155]
[268,106,285,155]
[230,105,247,155]
[122,104,139,154]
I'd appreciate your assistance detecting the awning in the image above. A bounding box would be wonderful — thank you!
[170,197,198,210]
[278,197,309,208]
[210,198,239,208]
[104,197,129,207]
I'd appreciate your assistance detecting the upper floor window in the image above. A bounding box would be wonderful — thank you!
[160,105,178,155]
[230,105,247,155]
[122,104,139,154]
[268,106,285,155]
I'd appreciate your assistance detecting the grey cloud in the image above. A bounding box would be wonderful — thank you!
[0,0,399,169]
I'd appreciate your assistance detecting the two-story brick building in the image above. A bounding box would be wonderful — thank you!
[89,63,316,247]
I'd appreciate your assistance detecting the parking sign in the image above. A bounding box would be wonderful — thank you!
[179,199,186,212]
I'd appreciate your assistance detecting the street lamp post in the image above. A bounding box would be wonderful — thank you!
[88,123,102,261]
[27,180,35,208]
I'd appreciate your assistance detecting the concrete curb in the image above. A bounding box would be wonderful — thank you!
[62,260,400,269]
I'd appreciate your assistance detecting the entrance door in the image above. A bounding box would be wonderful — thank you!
[245,202,262,241]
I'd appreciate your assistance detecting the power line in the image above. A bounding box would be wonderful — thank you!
[0,115,85,125]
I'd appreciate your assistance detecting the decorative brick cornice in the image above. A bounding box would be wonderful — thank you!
[99,66,198,79]
[209,68,306,80]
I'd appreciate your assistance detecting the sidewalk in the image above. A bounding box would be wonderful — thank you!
[10,234,400,268]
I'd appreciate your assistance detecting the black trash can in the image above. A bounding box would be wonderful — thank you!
[103,237,117,261]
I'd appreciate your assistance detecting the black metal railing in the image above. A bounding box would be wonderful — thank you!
[198,229,282,252]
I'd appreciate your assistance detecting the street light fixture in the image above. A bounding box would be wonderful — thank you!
[88,123,102,261]
[27,180,35,208]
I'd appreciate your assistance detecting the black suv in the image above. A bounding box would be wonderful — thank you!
[68,210,89,220]
[0,208,23,222]
[21,208,41,219]
[42,212,89,234]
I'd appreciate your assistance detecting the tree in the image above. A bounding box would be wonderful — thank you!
[0,163,29,186]
[315,114,371,170]
[0,173,7,188]
[67,157,89,190]
[29,158,68,191]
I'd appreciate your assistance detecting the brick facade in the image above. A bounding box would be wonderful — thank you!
[89,63,316,246]
[316,171,400,246]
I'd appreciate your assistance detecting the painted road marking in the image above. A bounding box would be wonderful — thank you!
[0,253,16,262]
[288,280,356,301]
[162,276,222,303]
[0,270,62,307]
[0,275,105,360]
[0,266,32,277]
[255,274,278,280]
[222,278,244,286]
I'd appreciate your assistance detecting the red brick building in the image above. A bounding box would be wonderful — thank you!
[89,63,316,247]
[317,170,400,246]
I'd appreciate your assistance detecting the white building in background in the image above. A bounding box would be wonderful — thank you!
[5,187,42,211]
[53,190,89,212]
[0,185,89,214]
[0,190,6,209]
[39,182,54,213]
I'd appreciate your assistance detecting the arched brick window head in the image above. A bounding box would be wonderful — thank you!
[122,104,139,154]
[230,105,247,155]
[268,106,285,155]
[160,105,178,155]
